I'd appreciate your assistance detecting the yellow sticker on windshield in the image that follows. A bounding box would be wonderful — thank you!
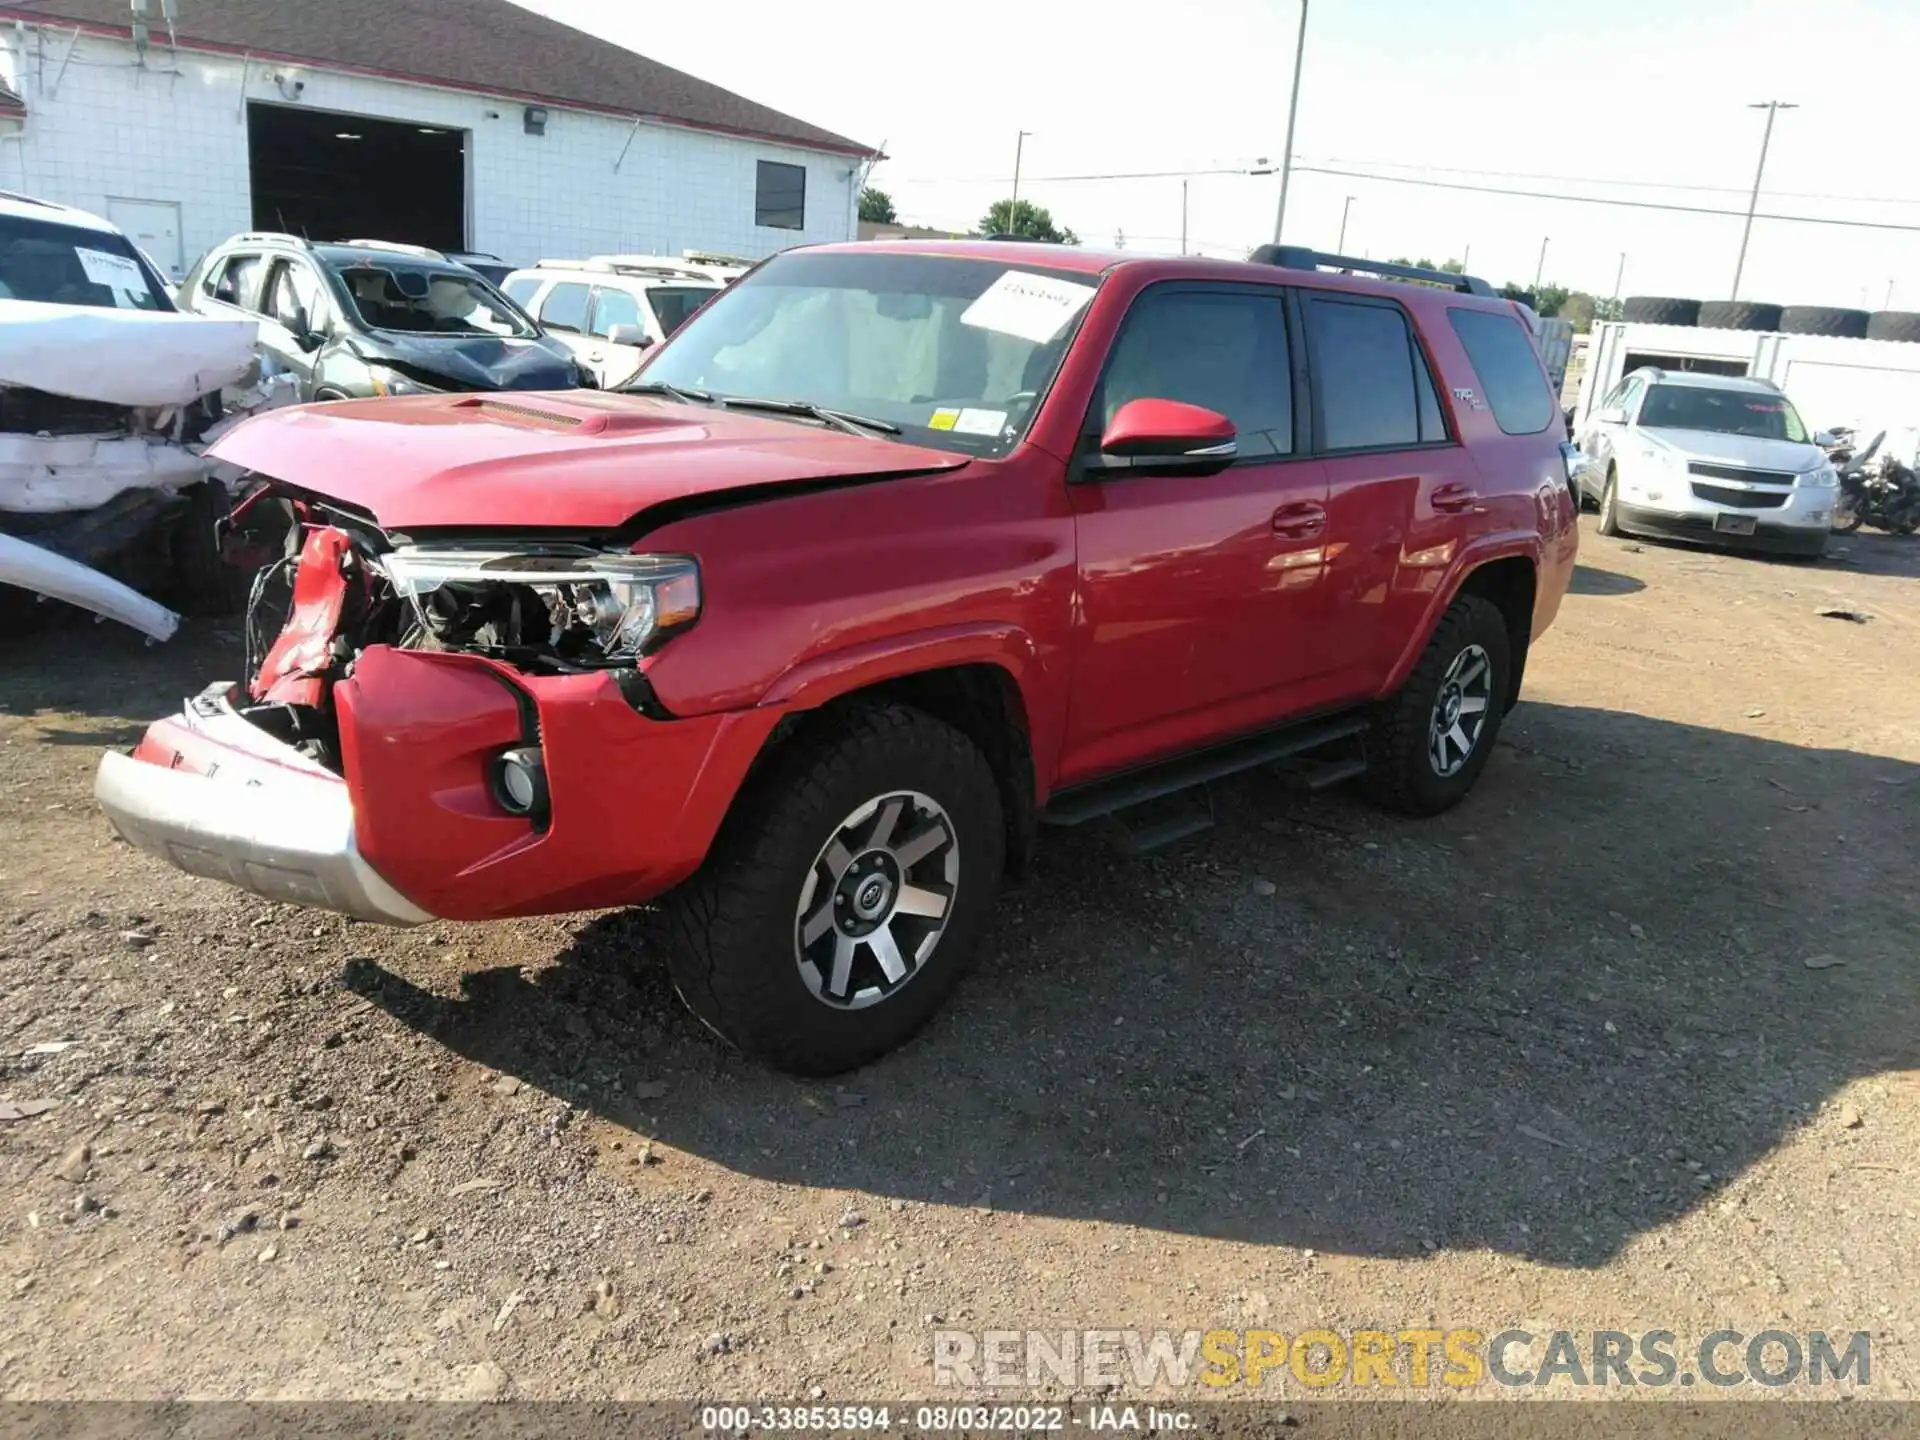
[928,408,961,431]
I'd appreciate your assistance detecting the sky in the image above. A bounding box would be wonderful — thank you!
[518,0,1920,310]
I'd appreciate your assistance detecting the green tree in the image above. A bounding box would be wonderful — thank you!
[978,198,1079,245]
[858,187,897,224]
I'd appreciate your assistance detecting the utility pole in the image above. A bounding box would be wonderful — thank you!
[1270,0,1309,244]
[1886,278,1896,308]
[1336,194,1355,252]
[1009,129,1032,228]
[1181,179,1188,255]
[1462,243,1471,273]
[1533,235,1549,289]
[1732,101,1796,301]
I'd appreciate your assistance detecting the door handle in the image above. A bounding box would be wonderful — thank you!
[1271,500,1326,539]
[1431,483,1485,514]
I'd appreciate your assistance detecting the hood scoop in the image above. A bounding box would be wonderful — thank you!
[454,397,586,429]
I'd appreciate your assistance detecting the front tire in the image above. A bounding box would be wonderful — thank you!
[1363,594,1512,817]
[657,704,1005,1075]
[1596,467,1624,536]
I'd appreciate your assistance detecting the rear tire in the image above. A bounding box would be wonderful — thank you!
[1596,467,1624,536]
[657,704,1005,1075]
[1363,595,1512,817]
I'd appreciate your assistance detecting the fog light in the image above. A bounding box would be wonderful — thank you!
[1808,509,1828,525]
[493,746,547,819]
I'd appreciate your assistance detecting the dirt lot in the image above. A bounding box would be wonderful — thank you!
[1,516,1917,1406]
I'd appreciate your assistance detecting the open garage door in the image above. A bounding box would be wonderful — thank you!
[248,102,466,251]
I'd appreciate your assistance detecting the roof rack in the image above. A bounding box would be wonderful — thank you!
[342,239,448,261]
[231,230,313,249]
[1249,245,1496,297]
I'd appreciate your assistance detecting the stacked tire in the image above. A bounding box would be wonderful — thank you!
[1622,296,1701,325]
[1697,300,1782,331]
[1866,311,1920,343]
[1779,306,1871,339]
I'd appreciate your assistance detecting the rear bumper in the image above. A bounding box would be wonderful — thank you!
[1614,502,1829,556]
[95,685,431,924]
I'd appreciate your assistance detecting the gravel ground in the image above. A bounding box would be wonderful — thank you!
[1,516,1917,1405]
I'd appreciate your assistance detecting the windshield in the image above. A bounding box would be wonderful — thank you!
[330,262,534,338]
[1640,384,1808,443]
[637,251,1101,455]
[0,215,171,310]
[646,285,718,337]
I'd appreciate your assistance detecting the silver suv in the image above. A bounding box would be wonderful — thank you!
[1577,369,1838,558]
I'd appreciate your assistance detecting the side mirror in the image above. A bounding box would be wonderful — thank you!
[291,305,324,351]
[605,323,648,347]
[1813,430,1838,448]
[1596,406,1628,426]
[1092,398,1237,476]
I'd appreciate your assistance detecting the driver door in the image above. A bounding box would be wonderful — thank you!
[1061,282,1333,784]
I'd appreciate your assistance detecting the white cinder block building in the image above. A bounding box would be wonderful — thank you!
[0,0,874,279]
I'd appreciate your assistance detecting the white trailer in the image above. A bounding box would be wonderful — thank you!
[1572,321,1920,439]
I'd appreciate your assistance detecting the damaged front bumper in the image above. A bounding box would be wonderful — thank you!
[98,653,786,926]
[95,683,431,924]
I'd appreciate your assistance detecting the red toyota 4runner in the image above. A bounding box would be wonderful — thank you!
[96,242,1579,1074]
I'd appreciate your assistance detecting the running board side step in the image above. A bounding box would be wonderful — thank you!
[1041,713,1370,828]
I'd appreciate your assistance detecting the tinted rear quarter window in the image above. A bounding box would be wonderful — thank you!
[1448,308,1554,434]
[1304,295,1445,451]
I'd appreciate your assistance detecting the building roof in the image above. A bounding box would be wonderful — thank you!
[0,0,872,155]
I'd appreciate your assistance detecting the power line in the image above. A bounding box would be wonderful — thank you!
[889,158,1920,210]
[1290,165,1920,235]
[1300,156,1920,208]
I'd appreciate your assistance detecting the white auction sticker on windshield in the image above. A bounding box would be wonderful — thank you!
[75,247,148,292]
[961,270,1095,344]
[953,408,1007,436]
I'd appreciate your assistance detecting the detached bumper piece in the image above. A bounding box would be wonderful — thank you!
[94,683,431,925]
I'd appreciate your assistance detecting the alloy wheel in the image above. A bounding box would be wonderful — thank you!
[1428,643,1493,778]
[794,791,959,1010]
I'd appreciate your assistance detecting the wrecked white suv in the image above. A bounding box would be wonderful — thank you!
[0,191,278,640]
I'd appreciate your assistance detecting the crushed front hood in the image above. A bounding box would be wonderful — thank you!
[206,390,973,532]
[358,332,579,392]
[0,299,259,407]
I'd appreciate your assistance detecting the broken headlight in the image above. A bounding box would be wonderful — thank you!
[380,547,700,663]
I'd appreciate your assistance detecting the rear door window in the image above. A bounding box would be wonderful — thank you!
[1303,295,1442,451]
[539,281,592,334]
[1447,308,1555,435]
